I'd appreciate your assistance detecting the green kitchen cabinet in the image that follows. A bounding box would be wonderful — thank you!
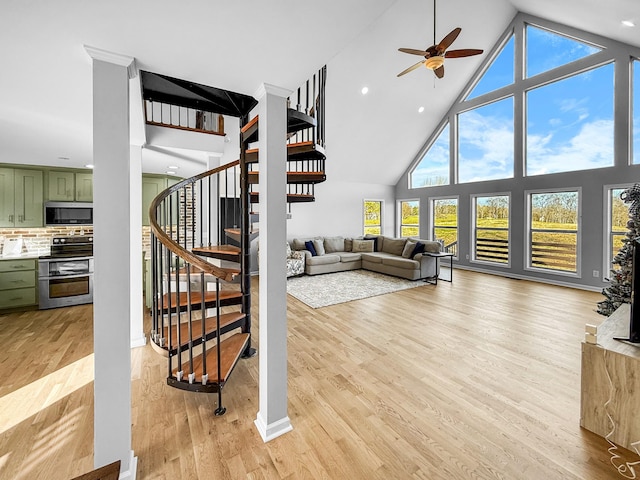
[0,258,37,309]
[75,172,93,202]
[47,170,93,202]
[0,168,43,227]
[142,175,180,226]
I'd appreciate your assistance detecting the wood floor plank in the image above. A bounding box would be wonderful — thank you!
[2,270,639,479]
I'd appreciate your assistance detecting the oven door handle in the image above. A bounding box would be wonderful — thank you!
[39,272,93,280]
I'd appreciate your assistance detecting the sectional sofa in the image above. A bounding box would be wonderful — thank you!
[290,235,442,281]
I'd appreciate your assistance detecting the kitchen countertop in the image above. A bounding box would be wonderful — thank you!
[0,251,49,260]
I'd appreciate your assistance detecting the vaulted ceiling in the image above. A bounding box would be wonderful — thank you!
[1,0,638,184]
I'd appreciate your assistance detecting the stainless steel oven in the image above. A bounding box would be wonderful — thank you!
[38,236,94,309]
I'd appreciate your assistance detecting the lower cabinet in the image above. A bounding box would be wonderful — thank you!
[0,258,37,309]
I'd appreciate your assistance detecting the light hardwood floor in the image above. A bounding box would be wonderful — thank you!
[0,270,637,479]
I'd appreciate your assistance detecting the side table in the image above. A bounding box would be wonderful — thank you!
[422,252,454,285]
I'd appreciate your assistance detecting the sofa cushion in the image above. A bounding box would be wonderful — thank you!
[307,254,340,266]
[313,239,326,256]
[382,237,407,256]
[344,238,353,252]
[339,252,361,262]
[402,240,417,258]
[305,240,317,256]
[360,252,382,263]
[352,239,375,252]
[324,236,345,253]
[382,256,420,269]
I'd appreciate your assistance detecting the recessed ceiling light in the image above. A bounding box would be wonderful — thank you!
[166,170,177,175]
[57,156,70,161]
[167,165,179,169]
[361,86,369,95]
[622,20,635,27]
[418,106,425,113]
[85,164,94,169]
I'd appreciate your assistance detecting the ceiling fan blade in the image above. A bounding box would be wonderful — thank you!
[445,48,484,58]
[437,27,461,53]
[399,48,430,57]
[397,61,426,77]
[434,65,445,79]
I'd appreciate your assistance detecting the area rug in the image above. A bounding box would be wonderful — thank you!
[286,270,423,308]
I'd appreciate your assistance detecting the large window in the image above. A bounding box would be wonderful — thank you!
[458,97,514,183]
[607,186,631,272]
[399,200,419,237]
[363,200,382,235]
[528,190,580,274]
[473,194,510,264]
[467,34,514,100]
[410,124,449,188]
[432,198,458,256]
[525,24,600,78]
[526,63,614,175]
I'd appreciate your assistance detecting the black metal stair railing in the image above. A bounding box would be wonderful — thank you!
[149,158,251,416]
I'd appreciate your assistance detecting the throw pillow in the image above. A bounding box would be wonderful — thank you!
[352,239,374,253]
[305,240,317,256]
[364,234,381,252]
[286,242,292,257]
[411,242,425,258]
[313,238,326,256]
[324,236,345,253]
[344,238,353,252]
[401,240,417,259]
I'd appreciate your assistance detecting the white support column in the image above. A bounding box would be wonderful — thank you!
[85,45,138,479]
[130,145,146,348]
[254,83,293,442]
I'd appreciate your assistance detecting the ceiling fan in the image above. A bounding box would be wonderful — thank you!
[397,0,483,79]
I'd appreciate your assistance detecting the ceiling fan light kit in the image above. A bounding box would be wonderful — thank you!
[425,56,444,70]
[397,0,483,79]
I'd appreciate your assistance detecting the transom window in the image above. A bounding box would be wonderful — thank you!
[410,124,449,188]
[527,190,580,274]
[472,195,510,264]
[526,63,614,175]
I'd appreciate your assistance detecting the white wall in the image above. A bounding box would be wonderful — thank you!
[286,179,394,240]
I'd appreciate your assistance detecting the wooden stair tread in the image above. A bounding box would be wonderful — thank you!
[247,171,326,185]
[162,312,245,350]
[192,245,241,261]
[245,141,326,163]
[172,264,240,276]
[160,290,242,310]
[250,192,315,203]
[172,332,250,383]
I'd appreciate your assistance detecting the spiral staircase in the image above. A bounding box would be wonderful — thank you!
[145,68,326,415]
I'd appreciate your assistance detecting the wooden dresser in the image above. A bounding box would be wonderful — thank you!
[581,303,640,451]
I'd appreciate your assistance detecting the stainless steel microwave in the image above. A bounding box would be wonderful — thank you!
[44,202,93,226]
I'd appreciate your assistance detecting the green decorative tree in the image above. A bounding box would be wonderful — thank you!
[597,184,640,316]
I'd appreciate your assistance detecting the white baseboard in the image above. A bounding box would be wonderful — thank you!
[254,414,293,442]
[119,450,137,480]
[130,334,147,349]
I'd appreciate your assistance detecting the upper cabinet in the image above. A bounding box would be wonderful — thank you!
[142,175,180,226]
[47,170,93,202]
[0,168,44,227]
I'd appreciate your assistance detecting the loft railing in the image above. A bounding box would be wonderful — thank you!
[145,100,225,135]
[287,65,326,147]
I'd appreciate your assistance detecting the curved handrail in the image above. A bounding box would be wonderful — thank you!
[149,160,240,283]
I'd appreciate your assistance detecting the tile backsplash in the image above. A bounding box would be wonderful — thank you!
[0,227,94,256]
